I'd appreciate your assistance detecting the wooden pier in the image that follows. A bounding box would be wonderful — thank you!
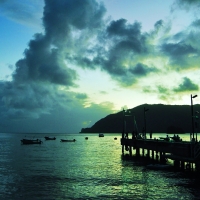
[121,95,200,171]
[121,135,200,171]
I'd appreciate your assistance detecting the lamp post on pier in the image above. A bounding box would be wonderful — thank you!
[144,107,149,139]
[195,111,199,142]
[191,94,197,140]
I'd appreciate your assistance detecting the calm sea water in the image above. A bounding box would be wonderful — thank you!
[0,133,200,200]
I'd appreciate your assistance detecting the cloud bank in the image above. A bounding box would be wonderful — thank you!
[0,0,200,133]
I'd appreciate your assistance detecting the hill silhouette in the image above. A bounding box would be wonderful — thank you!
[80,104,200,133]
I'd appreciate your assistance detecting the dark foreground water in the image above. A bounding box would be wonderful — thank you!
[0,133,200,200]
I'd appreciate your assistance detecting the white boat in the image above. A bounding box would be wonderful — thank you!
[146,164,171,170]
[99,133,104,137]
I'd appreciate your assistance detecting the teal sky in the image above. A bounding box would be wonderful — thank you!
[0,0,200,133]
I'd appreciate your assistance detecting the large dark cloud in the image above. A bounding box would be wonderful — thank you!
[13,34,77,86]
[1,0,200,133]
[43,0,106,46]
[0,0,111,133]
[0,88,114,133]
[129,63,158,76]
[65,17,157,86]
[97,19,153,86]
[192,19,200,27]
[174,0,200,9]
[174,77,199,92]
[160,42,198,69]
[159,22,200,70]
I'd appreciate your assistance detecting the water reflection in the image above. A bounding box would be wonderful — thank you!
[0,133,200,199]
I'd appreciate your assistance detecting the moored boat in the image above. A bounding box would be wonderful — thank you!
[44,136,56,140]
[60,139,76,142]
[21,139,42,145]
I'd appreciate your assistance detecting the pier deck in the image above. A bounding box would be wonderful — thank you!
[121,137,200,170]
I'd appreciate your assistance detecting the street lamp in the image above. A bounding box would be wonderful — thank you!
[122,109,132,138]
[122,109,125,139]
[191,94,198,139]
[144,107,149,139]
[195,111,199,142]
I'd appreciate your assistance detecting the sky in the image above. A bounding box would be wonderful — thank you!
[0,0,200,133]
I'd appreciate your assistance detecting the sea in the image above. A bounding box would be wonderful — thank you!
[0,132,200,200]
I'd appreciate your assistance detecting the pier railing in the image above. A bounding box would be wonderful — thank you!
[121,137,200,162]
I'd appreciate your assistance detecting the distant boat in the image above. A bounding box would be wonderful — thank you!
[60,139,76,142]
[21,139,42,145]
[99,133,104,137]
[44,136,56,140]
[146,164,171,170]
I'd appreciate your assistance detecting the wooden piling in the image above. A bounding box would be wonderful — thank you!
[129,146,132,156]
[181,161,185,170]
[121,137,200,171]
[152,150,154,160]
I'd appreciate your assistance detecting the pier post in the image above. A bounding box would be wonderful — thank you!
[174,160,180,169]
[156,152,159,162]
[136,147,140,157]
[142,148,145,157]
[129,146,132,156]
[122,131,124,154]
[186,163,191,171]
[195,162,200,171]
[181,161,185,170]
[147,149,150,158]
[159,152,162,163]
[122,145,124,154]
[152,150,154,160]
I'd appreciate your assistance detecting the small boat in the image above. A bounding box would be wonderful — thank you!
[21,139,42,145]
[44,136,56,140]
[146,164,171,170]
[60,139,76,142]
[99,133,104,137]
[85,137,88,140]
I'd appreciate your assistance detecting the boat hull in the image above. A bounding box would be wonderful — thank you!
[60,139,76,142]
[44,137,56,140]
[21,139,42,145]
[99,133,104,137]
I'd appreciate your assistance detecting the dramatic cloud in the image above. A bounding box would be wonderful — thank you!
[96,19,155,86]
[43,0,106,45]
[0,0,113,133]
[1,0,200,133]
[65,17,159,87]
[158,18,200,71]
[174,0,200,9]
[129,63,158,77]
[174,77,199,92]
[160,41,198,69]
